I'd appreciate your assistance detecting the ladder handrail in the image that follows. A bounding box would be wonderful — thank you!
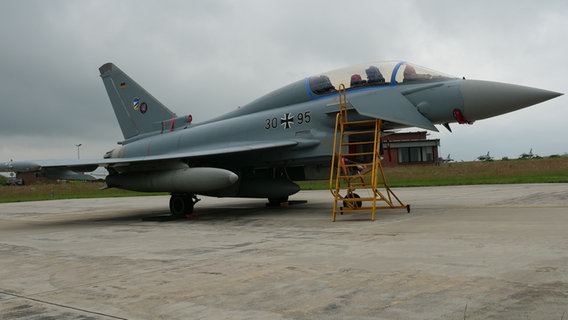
[329,84,348,196]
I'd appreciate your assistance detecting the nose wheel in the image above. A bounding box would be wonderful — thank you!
[169,193,200,217]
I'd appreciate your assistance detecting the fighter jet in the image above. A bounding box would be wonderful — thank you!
[476,151,493,161]
[519,148,537,159]
[441,154,455,163]
[1,61,562,216]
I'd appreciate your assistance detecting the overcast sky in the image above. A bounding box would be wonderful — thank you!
[1,0,566,163]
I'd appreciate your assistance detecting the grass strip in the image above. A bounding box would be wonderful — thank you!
[1,157,567,203]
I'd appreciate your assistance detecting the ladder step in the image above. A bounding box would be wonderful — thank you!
[341,197,378,202]
[341,162,373,168]
[339,205,407,212]
[341,141,375,146]
[335,176,372,181]
[341,161,373,166]
[342,120,378,126]
[343,130,376,135]
[340,152,374,157]
[339,207,379,213]
[335,185,375,189]
[336,175,369,179]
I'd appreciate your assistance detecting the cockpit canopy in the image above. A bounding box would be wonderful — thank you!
[234,61,458,118]
[307,61,457,97]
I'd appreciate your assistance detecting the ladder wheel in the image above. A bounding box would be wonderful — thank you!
[406,205,411,213]
[343,193,362,209]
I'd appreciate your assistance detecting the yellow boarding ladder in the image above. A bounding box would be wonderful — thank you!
[329,84,410,221]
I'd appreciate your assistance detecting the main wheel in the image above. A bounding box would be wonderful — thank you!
[268,196,289,206]
[169,194,194,216]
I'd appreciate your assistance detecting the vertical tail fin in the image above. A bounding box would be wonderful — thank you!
[99,63,176,140]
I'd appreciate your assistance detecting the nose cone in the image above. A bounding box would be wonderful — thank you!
[460,80,562,121]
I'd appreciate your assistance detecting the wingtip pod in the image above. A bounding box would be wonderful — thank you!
[460,80,563,121]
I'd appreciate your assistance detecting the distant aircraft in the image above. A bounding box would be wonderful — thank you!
[519,148,537,159]
[1,61,562,216]
[476,151,493,161]
[441,154,454,163]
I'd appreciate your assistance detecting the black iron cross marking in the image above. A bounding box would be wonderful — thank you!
[280,113,294,129]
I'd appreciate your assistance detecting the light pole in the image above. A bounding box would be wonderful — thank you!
[75,144,82,160]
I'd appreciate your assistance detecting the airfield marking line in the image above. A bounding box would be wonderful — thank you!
[0,290,127,320]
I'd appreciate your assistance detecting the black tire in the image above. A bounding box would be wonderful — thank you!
[268,196,289,206]
[169,194,194,216]
[343,193,362,208]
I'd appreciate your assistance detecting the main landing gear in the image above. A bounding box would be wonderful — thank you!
[169,193,200,217]
[267,196,289,207]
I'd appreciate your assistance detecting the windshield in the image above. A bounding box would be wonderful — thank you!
[307,61,457,97]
